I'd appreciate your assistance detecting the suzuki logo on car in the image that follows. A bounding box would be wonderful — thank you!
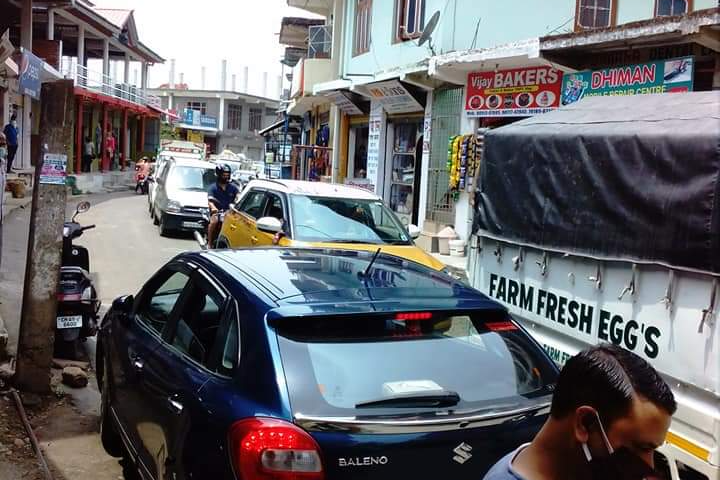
[338,456,389,467]
[453,443,473,464]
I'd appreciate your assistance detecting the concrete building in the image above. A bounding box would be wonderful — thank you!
[149,88,280,162]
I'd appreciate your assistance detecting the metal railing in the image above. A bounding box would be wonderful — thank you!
[308,24,332,59]
[61,62,160,108]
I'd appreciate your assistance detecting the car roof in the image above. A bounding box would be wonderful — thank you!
[168,158,215,169]
[194,248,500,316]
[246,179,380,200]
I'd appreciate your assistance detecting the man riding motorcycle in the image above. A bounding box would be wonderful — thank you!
[207,164,240,248]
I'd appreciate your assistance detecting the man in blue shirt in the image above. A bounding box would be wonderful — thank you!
[483,344,675,480]
[3,114,18,173]
[207,163,239,248]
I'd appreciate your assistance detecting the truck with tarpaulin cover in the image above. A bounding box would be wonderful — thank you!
[467,91,720,480]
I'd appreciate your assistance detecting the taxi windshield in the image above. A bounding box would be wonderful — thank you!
[290,195,411,245]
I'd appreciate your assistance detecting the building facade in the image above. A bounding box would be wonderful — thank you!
[286,0,720,245]
[149,88,280,162]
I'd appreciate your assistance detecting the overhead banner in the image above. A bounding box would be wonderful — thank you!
[465,66,563,117]
[359,80,423,114]
[18,49,42,100]
[561,57,694,105]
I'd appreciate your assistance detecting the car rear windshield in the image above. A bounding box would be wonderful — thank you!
[290,195,411,245]
[274,310,557,418]
[169,166,216,191]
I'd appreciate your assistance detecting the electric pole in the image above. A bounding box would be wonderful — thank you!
[15,80,74,393]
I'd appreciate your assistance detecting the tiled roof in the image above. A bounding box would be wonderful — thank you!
[94,8,132,28]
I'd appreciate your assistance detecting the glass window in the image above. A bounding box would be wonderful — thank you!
[219,313,239,375]
[171,283,224,367]
[168,166,216,191]
[656,0,687,16]
[264,193,285,221]
[290,195,410,244]
[239,190,267,219]
[227,104,242,130]
[249,108,263,131]
[577,0,613,29]
[186,102,207,115]
[275,311,557,417]
[354,0,372,55]
[137,271,190,336]
[397,0,425,40]
[350,125,369,178]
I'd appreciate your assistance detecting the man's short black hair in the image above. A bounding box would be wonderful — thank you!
[550,344,676,426]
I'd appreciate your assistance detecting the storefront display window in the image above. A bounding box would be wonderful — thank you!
[349,124,369,178]
[389,121,421,226]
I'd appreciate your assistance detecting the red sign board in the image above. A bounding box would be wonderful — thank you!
[465,66,563,117]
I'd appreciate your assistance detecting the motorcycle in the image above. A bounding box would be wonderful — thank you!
[56,201,101,360]
[193,209,225,250]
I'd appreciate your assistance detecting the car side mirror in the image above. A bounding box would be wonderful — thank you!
[256,216,283,234]
[112,295,134,317]
[408,224,421,239]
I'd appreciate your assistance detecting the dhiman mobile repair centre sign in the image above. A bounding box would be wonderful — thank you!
[561,57,694,105]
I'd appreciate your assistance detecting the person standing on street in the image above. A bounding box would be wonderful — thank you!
[104,131,115,173]
[3,114,18,173]
[207,164,239,248]
[83,136,94,172]
[483,344,676,480]
[0,132,8,269]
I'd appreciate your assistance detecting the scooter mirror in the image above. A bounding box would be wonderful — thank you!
[76,201,91,214]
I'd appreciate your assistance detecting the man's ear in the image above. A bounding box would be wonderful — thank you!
[573,405,597,444]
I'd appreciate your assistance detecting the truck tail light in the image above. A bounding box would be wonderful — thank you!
[229,417,324,480]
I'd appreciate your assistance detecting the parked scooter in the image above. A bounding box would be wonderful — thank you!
[56,201,100,359]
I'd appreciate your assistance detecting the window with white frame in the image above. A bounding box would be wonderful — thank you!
[354,0,372,56]
[186,101,207,115]
[249,108,263,132]
[396,0,425,41]
[576,0,613,29]
[656,0,688,17]
[227,104,242,131]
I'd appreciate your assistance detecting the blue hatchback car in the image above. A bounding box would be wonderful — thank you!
[97,248,559,480]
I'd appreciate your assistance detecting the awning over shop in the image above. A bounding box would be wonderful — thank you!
[149,104,180,120]
[321,90,365,115]
[177,123,218,135]
[259,119,286,136]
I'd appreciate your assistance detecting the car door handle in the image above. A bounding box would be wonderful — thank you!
[229,223,238,231]
[251,236,258,244]
[167,396,184,415]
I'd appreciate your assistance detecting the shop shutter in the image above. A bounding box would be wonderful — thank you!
[426,87,463,226]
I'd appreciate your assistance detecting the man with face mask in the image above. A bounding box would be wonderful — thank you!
[483,344,676,480]
[3,114,18,173]
[207,163,239,248]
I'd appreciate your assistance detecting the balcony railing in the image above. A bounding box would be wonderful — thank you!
[308,24,332,59]
[61,62,160,108]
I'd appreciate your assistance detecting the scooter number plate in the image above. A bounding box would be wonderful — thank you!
[57,315,83,329]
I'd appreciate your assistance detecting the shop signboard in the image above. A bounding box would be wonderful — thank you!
[324,90,364,115]
[182,109,218,129]
[366,103,383,191]
[361,80,423,115]
[18,49,43,100]
[561,57,694,106]
[465,66,563,117]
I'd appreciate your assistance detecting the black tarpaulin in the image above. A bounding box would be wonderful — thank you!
[475,91,720,273]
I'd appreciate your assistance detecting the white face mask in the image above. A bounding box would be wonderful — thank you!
[11,121,17,128]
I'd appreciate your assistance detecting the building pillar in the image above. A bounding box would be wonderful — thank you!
[21,0,32,50]
[122,109,128,170]
[139,116,146,152]
[330,105,341,183]
[141,62,148,89]
[101,105,108,172]
[77,25,85,68]
[20,0,33,170]
[102,39,110,77]
[47,8,55,40]
[218,97,225,133]
[75,98,83,173]
[124,52,130,84]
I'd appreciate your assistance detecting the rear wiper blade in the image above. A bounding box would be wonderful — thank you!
[355,391,460,409]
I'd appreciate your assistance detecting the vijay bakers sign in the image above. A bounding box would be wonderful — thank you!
[465,66,563,117]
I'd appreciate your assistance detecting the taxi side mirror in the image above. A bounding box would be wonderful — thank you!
[257,217,283,234]
[408,224,421,239]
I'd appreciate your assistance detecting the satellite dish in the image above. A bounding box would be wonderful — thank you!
[418,11,441,54]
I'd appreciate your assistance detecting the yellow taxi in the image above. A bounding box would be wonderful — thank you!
[217,179,447,272]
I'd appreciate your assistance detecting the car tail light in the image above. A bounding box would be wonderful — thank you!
[228,417,324,480]
[485,321,519,332]
[395,312,432,321]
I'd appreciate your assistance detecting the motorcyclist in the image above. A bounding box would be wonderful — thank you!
[207,164,239,248]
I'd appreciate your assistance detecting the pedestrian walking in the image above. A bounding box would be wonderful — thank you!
[3,114,18,173]
[483,344,676,480]
[95,122,102,157]
[83,136,94,172]
[104,131,115,173]
[0,132,8,269]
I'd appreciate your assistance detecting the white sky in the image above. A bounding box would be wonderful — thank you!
[94,0,322,97]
